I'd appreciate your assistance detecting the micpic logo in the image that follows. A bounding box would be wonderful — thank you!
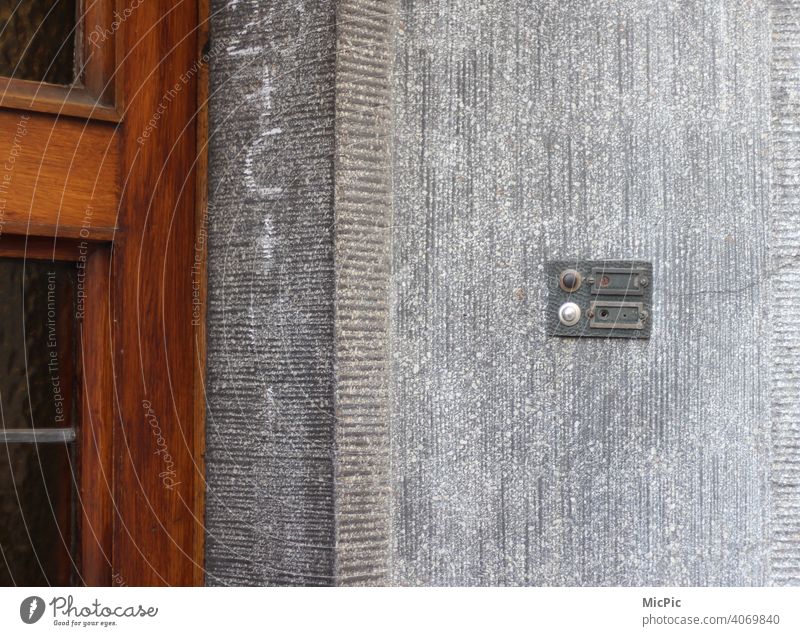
[20,596,45,624]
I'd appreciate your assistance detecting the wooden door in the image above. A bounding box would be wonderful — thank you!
[0,0,207,586]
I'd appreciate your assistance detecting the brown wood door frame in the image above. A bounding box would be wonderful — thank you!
[112,0,206,587]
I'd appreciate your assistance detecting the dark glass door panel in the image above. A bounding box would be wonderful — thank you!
[0,259,76,432]
[0,441,74,585]
[0,0,78,85]
[0,258,77,585]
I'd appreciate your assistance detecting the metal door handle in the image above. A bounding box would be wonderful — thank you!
[0,428,76,443]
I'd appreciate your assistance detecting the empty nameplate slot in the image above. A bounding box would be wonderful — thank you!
[590,267,645,296]
[589,301,644,330]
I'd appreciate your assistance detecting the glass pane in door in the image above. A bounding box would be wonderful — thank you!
[0,259,77,585]
[0,0,77,85]
[0,442,73,585]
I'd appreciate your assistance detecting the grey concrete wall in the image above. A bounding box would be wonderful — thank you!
[390,0,773,585]
[204,0,800,586]
[204,0,394,586]
[770,0,800,586]
[333,0,394,584]
[205,0,337,585]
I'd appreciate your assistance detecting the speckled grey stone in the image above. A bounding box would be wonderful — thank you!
[205,0,337,586]
[204,0,800,587]
[770,0,800,586]
[390,0,771,585]
[333,0,395,585]
[204,0,395,586]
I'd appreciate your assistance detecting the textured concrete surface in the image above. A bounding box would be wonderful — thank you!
[390,0,772,585]
[770,0,800,585]
[204,0,800,586]
[205,0,395,586]
[333,0,395,584]
[205,0,337,585]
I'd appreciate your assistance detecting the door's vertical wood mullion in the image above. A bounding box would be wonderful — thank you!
[112,0,202,586]
[79,246,113,586]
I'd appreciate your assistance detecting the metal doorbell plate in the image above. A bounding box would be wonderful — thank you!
[546,260,652,339]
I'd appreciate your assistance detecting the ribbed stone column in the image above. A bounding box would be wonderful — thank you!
[333,0,395,585]
[205,0,395,586]
[770,0,800,586]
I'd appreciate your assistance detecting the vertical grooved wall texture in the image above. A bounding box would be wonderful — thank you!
[770,0,800,585]
[205,0,800,587]
[205,0,337,585]
[333,0,395,585]
[391,0,772,585]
